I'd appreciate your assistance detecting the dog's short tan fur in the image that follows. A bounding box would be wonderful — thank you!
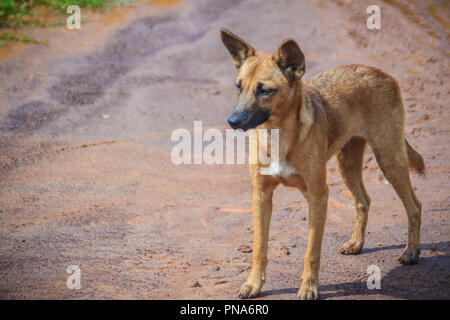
[221,29,424,300]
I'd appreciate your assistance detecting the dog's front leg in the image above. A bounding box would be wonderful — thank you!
[237,175,278,299]
[298,181,328,300]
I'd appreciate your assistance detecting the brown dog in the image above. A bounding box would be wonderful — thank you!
[220,29,424,300]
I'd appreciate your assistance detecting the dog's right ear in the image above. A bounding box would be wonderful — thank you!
[221,28,255,69]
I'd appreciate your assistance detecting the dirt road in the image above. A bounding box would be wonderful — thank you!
[0,0,449,299]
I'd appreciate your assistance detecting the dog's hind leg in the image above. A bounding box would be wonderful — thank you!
[370,137,422,264]
[337,137,371,255]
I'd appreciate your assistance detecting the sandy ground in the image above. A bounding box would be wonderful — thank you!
[0,0,449,299]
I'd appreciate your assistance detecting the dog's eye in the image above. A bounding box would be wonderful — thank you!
[257,87,275,97]
[235,82,242,93]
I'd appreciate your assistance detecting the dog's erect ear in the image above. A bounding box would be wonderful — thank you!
[221,28,255,69]
[273,39,305,82]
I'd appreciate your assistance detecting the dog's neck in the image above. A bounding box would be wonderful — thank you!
[256,81,314,177]
[262,81,314,155]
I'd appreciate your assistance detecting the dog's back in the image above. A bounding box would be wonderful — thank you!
[305,64,423,174]
[306,64,403,130]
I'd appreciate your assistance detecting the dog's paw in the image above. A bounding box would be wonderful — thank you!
[398,247,420,265]
[297,278,319,300]
[339,239,363,255]
[236,282,262,299]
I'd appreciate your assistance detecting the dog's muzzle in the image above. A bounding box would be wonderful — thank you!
[227,108,270,131]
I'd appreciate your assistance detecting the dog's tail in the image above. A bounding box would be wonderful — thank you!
[405,138,425,175]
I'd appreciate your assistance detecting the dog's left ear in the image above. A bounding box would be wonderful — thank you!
[221,28,255,69]
[273,39,305,82]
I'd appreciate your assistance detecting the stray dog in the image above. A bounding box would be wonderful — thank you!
[220,29,424,300]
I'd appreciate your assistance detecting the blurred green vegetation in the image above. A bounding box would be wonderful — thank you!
[1,0,118,27]
[0,30,49,44]
[0,1,121,46]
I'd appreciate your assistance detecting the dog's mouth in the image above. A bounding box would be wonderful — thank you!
[227,109,271,131]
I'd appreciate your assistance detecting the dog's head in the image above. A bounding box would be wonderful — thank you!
[221,28,305,131]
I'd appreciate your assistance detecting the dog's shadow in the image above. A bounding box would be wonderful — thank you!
[261,241,450,299]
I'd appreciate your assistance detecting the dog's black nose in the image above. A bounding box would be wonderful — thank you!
[228,116,241,129]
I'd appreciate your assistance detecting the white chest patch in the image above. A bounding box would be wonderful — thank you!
[263,160,297,178]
